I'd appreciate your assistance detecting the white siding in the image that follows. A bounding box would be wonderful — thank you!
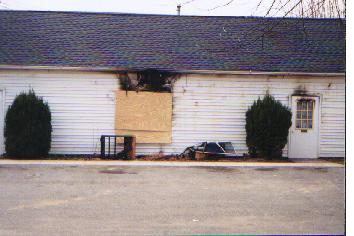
[0,70,345,157]
[138,74,345,157]
[0,70,118,154]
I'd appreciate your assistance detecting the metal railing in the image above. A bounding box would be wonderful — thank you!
[100,135,136,159]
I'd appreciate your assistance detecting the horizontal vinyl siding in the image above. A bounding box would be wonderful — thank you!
[137,74,345,157]
[138,75,291,155]
[0,70,345,157]
[0,70,118,154]
[319,82,345,157]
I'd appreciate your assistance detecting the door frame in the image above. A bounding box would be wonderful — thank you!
[288,94,322,158]
[0,88,5,155]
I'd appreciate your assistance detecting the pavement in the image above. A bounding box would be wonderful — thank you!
[0,160,345,235]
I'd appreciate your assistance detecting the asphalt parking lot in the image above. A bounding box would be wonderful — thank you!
[0,164,344,235]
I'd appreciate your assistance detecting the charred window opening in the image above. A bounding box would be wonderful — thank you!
[115,69,176,143]
[118,69,180,92]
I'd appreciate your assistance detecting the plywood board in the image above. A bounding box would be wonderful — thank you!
[115,91,172,143]
[116,129,171,144]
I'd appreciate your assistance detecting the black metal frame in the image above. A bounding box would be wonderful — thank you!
[100,135,134,159]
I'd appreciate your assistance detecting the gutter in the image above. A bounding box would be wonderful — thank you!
[0,65,345,77]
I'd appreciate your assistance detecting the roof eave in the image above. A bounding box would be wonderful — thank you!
[0,64,345,77]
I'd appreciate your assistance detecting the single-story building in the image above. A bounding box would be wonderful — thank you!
[0,10,345,158]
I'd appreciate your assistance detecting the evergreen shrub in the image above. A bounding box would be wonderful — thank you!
[245,94,292,159]
[5,90,52,158]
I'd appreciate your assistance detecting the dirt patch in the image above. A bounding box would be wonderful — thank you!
[312,167,329,173]
[293,167,307,171]
[4,155,102,161]
[191,166,239,173]
[319,157,345,165]
[137,155,292,163]
[255,167,279,171]
[3,154,293,163]
[137,154,191,161]
[99,169,136,175]
[0,166,28,171]
[292,167,329,173]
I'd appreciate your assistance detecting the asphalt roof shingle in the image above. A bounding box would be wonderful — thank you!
[0,10,346,73]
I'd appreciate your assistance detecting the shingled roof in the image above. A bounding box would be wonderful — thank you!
[0,10,345,73]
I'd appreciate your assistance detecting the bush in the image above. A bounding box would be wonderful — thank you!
[4,90,52,158]
[245,94,292,159]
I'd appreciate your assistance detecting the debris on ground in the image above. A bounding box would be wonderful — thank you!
[137,154,190,161]
[178,142,238,160]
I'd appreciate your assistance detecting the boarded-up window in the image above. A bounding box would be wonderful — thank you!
[115,91,172,143]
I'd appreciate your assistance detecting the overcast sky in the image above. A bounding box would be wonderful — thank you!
[0,0,279,16]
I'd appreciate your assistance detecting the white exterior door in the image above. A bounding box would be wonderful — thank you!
[289,96,320,159]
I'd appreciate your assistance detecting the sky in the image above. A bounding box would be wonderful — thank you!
[0,0,278,16]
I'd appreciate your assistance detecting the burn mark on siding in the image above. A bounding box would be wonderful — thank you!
[293,85,307,95]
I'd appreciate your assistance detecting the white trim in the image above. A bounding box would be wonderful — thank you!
[317,94,323,158]
[288,97,293,157]
[177,70,344,77]
[0,65,345,77]
[0,88,5,155]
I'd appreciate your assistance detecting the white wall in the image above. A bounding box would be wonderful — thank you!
[0,70,118,154]
[0,70,345,157]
